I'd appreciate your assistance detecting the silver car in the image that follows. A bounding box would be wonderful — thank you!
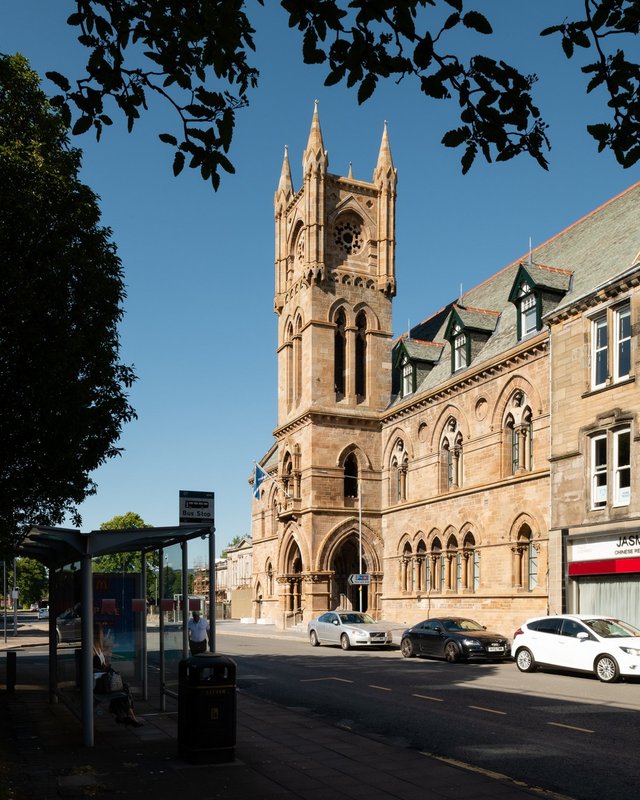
[308,611,393,650]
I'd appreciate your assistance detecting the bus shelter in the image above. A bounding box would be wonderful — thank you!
[17,523,215,746]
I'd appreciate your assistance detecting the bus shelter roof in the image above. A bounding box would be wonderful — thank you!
[19,524,212,569]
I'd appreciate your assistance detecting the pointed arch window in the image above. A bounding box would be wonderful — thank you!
[294,315,303,405]
[285,321,294,410]
[334,309,346,398]
[430,538,442,592]
[266,561,274,596]
[463,532,479,592]
[513,525,538,590]
[416,540,427,592]
[503,395,533,476]
[441,419,462,491]
[355,311,367,400]
[344,453,359,499]
[401,542,412,592]
[282,452,293,499]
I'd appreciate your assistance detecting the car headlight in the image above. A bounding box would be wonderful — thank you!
[462,638,481,647]
[620,646,640,657]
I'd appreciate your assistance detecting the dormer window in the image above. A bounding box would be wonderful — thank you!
[518,282,538,338]
[401,355,413,397]
[452,324,468,371]
[508,261,572,341]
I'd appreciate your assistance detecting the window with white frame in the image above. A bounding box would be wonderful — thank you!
[519,283,538,338]
[528,540,538,590]
[592,314,608,388]
[614,303,631,381]
[613,428,631,506]
[590,427,631,509]
[592,302,632,389]
[401,355,413,397]
[452,324,467,371]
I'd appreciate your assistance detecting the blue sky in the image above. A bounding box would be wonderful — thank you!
[3,2,638,566]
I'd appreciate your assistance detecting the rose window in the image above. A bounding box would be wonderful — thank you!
[334,220,363,255]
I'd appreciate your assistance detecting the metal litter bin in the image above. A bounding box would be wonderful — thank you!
[178,654,237,763]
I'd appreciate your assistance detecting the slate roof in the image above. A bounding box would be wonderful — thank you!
[393,181,640,403]
[401,338,444,363]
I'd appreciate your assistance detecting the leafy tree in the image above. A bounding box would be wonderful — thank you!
[0,54,137,558]
[93,512,153,573]
[14,557,48,607]
[43,0,640,187]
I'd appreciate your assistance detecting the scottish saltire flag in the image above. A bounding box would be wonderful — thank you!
[253,464,268,499]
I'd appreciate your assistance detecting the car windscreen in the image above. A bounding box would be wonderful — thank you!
[585,618,640,638]
[339,613,375,624]
[442,619,482,631]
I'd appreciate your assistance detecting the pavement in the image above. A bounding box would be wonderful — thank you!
[0,618,563,800]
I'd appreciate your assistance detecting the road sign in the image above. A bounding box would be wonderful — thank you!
[348,573,371,586]
[179,490,214,525]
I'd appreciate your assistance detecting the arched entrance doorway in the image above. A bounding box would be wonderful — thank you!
[279,539,303,623]
[330,535,368,612]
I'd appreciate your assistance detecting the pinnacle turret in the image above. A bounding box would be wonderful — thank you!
[374,121,395,185]
[276,145,293,203]
[303,100,328,173]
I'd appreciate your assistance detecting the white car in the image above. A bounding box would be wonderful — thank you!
[308,611,393,650]
[512,614,640,683]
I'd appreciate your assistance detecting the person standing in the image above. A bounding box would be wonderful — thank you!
[187,610,210,655]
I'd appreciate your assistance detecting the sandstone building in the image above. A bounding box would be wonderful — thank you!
[251,107,640,633]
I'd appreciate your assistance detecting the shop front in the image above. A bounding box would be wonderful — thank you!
[567,532,640,629]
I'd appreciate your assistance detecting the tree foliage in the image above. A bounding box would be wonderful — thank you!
[0,54,137,557]
[44,0,640,186]
[13,557,48,607]
[93,511,153,573]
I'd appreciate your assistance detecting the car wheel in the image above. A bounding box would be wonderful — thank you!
[340,633,351,651]
[400,638,415,658]
[515,647,536,673]
[444,641,460,663]
[309,630,320,647]
[595,654,620,683]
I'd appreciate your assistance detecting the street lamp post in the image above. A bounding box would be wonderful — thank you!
[358,479,363,612]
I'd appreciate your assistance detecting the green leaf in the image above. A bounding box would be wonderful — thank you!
[159,132,178,146]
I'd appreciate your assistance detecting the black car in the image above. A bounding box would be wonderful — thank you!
[400,617,510,663]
